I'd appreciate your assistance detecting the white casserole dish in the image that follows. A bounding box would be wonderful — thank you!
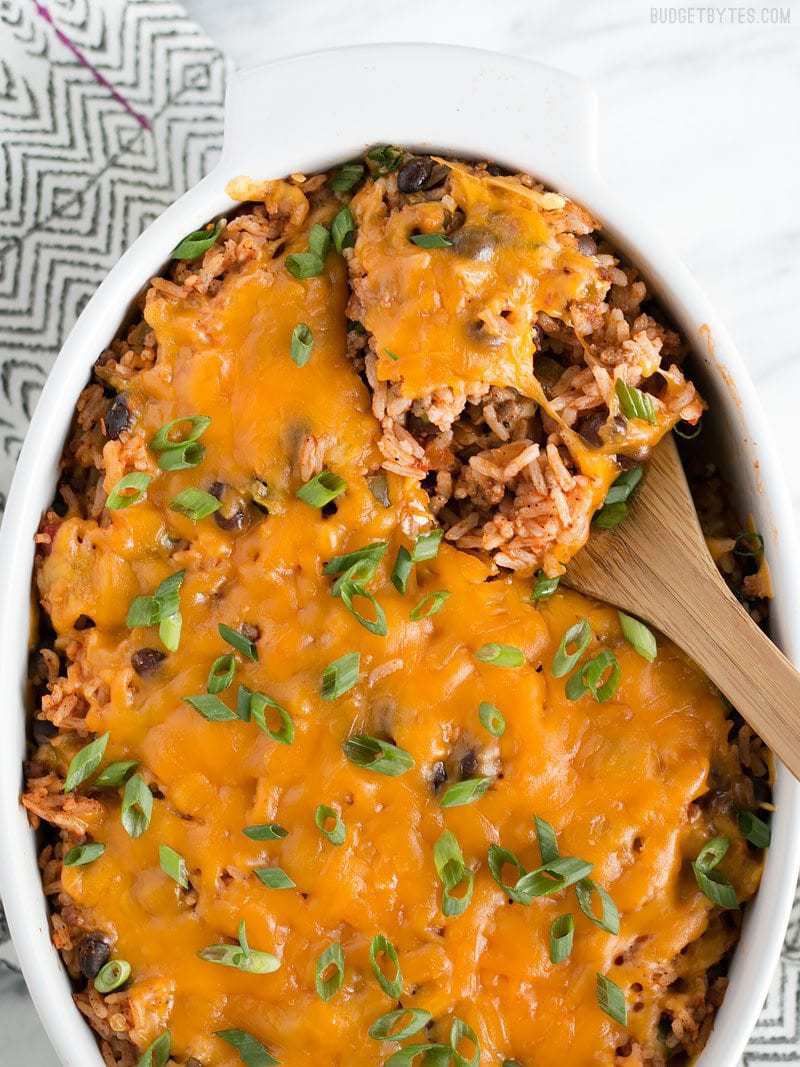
[0,43,798,1067]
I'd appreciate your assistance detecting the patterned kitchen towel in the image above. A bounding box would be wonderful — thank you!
[0,2,798,1063]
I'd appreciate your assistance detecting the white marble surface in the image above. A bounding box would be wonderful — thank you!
[186,0,800,516]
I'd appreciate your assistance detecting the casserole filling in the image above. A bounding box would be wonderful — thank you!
[24,152,770,1067]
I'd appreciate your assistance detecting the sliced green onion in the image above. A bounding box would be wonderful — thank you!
[250,693,294,745]
[64,842,105,867]
[410,233,453,249]
[738,809,771,848]
[391,546,413,594]
[94,959,131,993]
[596,973,627,1026]
[487,844,527,901]
[532,572,560,602]
[605,466,643,506]
[285,251,324,279]
[243,823,288,841]
[410,590,451,621]
[513,857,594,904]
[576,878,620,934]
[615,379,657,424]
[64,732,109,792]
[198,936,279,974]
[207,653,236,694]
[218,623,258,662]
[433,830,474,917]
[549,914,574,963]
[366,145,403,174]
[618,611,657,662]
[551,618,592,677]
[315,942,345,1001]
[169,487,221,522]
[384,348,400,362]
[692,836,738,909]
[330,162,365,193]
[159,844,188,889]
[236,684,253,721]
[324,541,388,576]
[369,934,402,997]
[331,207,356,253]
[172,220,224,260]
[315,804,346,845]
[308,224,331,260]
[450,1016,480,1067]
[343,734,414,776]
[137,1029,172,1067]
[290,323,314,367]
[107,472,152,510]
[150,415,211,453]
[336,577,388,636]
[475,643,524,668]
[93,760,138,790]
[297,470,347,508]
[440,777,491,808]
[592,501,629,529]
[534,815,560,864]
[127,573,186,649]
[734,530,764,558]
[412,529,443,561]
[385,1044,452,1067]
[695,835,730,871]
[321,651,360,700]
[565,650,621,703]
[159,611,182,653]
[478,701,505,737]
[367,472,391,507]
[256,867,296,889]
[156,441,205,471]
[369,1008,432,1041]
[185,693,238,721]
[121,774,153,839]
[215,1028,279,1067]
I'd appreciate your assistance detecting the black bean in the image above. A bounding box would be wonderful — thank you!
[321,501,338,518]
[28,650,51,689]
[241,623,261,643]
[73,614,94,631]
[458,749,478,779]
[397,157,433,194]
[214,506,248,532]
[78,933,110,979]
[131,648,166,676]
[641,373,667,397]
[574,409,608,447]
[103,395,130,440]
[33,719,59,743]
[431,761,447,791]
[576,234,598,256]
[450,227,497,262]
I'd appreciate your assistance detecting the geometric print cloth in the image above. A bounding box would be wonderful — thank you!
[0,1,797,1062]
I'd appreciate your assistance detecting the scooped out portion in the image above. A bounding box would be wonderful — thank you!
[346,156,703,575]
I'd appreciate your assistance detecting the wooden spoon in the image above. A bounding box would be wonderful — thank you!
[564,434,800,779]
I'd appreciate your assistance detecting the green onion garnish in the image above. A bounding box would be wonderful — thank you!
[450,1017,480,1067]
[487,844,527,901]
[514,857,594,902]
[390,546,413,594]
[596,973,627,1026]
[159,844,188,889]
[410,233,453,249]
[215,1029,279,1067]
[478,701,506,737]
[324,542,388,576]
[412,529,443,561]
[618,611,657,662]
[440,776,491,808]
[384,349,400,362]
[137,1029,172,1067]
[185,693,238,721]
[385,1044,451,1066]
[297,470,347,508]
[534,815,560,864]
[692,836,738,909]
[106,472,152,510]
[549,914,574,964]
[286,224,331,280]
[369,934,403,997]
[475,643,524,668]
[169,487,221,522]
[93,760,138,789]
[94,959,131,993]
[151,415,211,453]
[290,323,314,367]
[315,942,345,1001]
[369,1008,432,1042]
[64,732,109,792]
[256,867,296,890]
[198,921,280,974]
[366,145,403,174]
[309,223,331,259]
[336,577,388,636]
[576,878,620,934]
[738,809,771,848]
[321,651,360,700]
[343,734,414,776]
[156,441,205,471]
[532,572,560,602]
[243,823,288,841]
[315,804,346,845]
[172,220,224,260]
[63,842,105,867]
[367,473,391,507]
[332,207,356,254]
[565,650,621,703]
[615,379,657,424]
[433,830,474,917]
[121,774,153,838]
[250,693,294,745]
[236,685,253,720]
[551,618,592,677]
[592,501,629,529]
[126,570,185,652]
[330,162,365,193]
[593,466,643,529]
[207,653,236,694]
[410,590,451,621]
[734,530,764,558]
[218,623,258,661]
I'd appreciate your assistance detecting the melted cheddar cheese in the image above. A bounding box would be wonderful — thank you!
[35,181,760,1067]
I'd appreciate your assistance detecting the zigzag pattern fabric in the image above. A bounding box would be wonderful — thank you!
[0,1,798,1062]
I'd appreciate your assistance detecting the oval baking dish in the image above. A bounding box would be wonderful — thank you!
[1,45,798,1067]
